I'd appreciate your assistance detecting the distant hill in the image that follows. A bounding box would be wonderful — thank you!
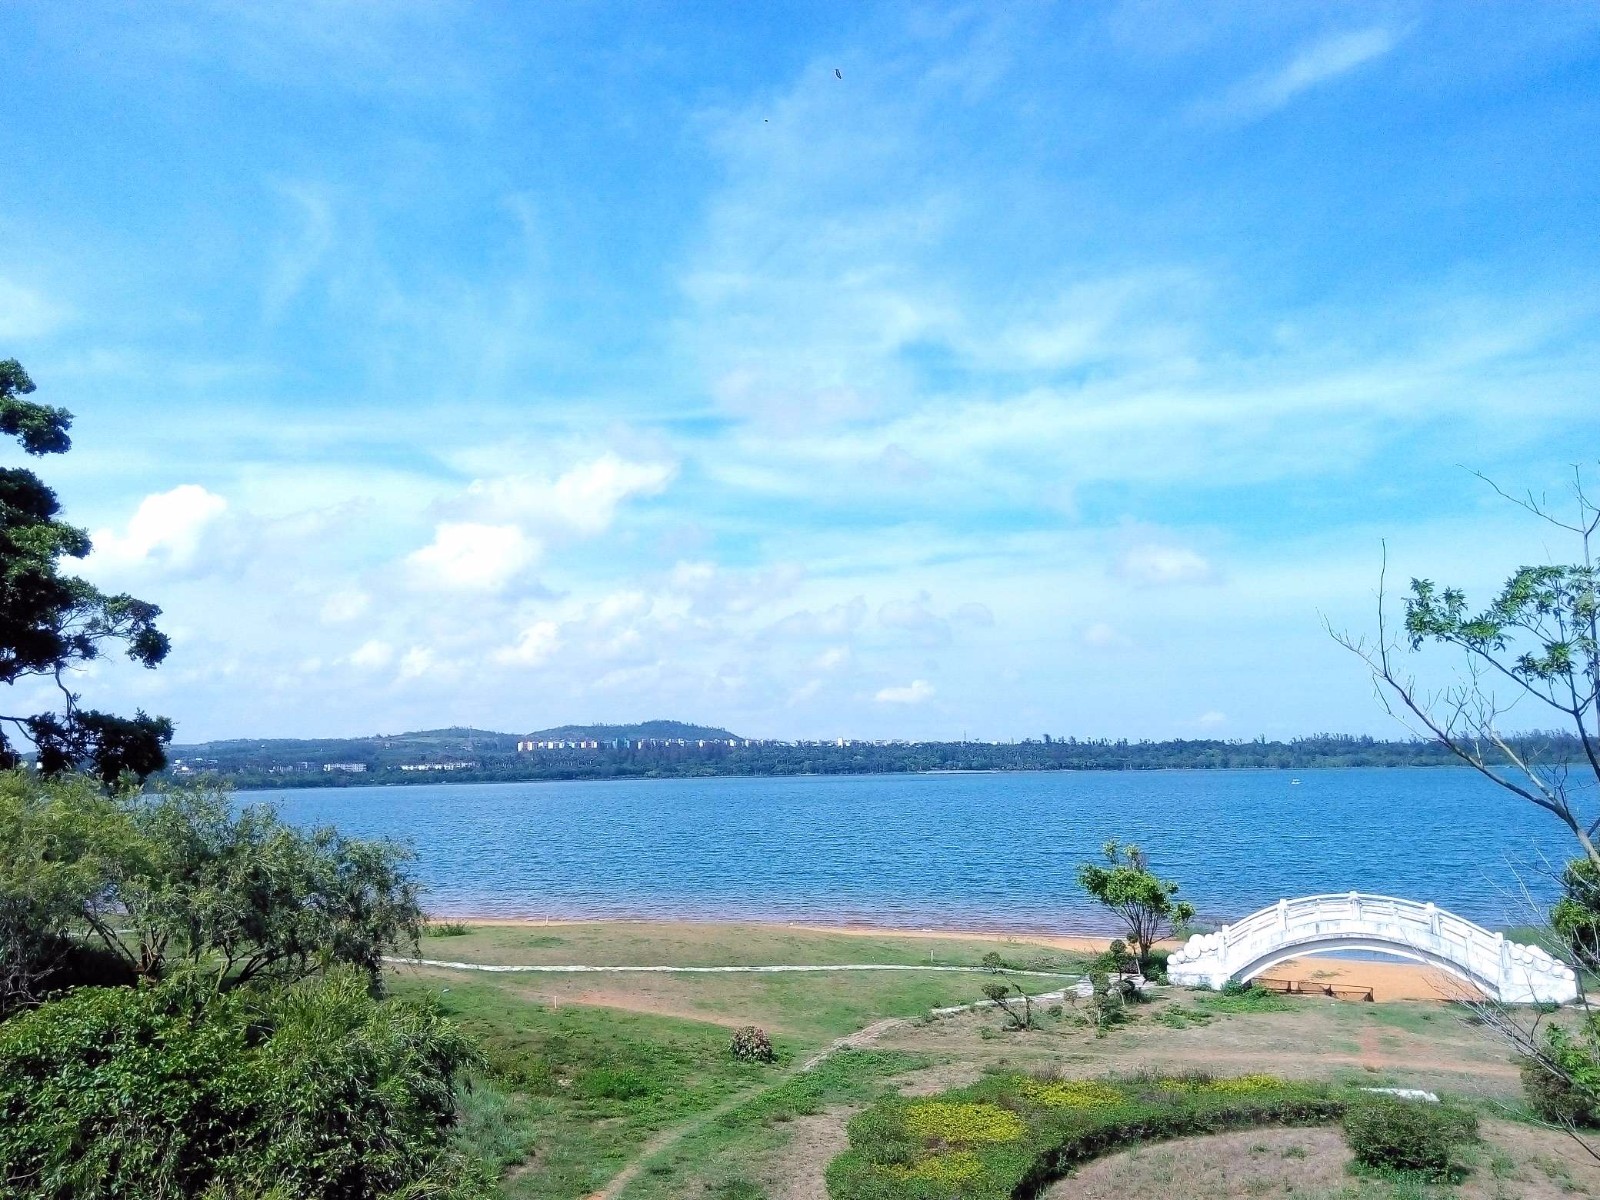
[524,720,741,741]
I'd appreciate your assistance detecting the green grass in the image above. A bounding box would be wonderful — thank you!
[618,1049,933,1200]
[404,921,1089,972]
[399,962,1054,1045]
[402,976,788,1199]
[1192,985,1297,1014]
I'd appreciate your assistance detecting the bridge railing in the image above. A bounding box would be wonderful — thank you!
[1171,891,1578,1003]
[1212,893,1507,986]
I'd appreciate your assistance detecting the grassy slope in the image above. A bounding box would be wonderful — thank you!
[393,923,1087,1198]
[409,975,778,1199]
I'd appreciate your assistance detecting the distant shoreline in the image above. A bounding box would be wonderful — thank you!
[219,759,1490,793]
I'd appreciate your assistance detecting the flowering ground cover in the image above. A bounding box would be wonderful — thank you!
[825,1070,1346,1199]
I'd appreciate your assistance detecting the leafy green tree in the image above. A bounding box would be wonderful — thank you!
[1335,473,1600,865]
[0,967,488,1199]
[0,772,422,1007]
[0,771,136,1013]
[87,783,423,991]
[0,360,172,784]
[1076,840,1194,973]
[1336,473,1600,1152]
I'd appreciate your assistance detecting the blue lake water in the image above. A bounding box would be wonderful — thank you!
[256,768,1582,933]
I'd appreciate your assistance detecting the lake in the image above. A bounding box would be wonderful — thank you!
[256,767,1581,933]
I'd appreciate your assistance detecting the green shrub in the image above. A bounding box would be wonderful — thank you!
[1195,984,1293,1014]
[1521,1054,1600,1127]
[1341,1093,1479,1179]
[826,1071,1345,1199]
[0,968,487,1199]
[426,920,472,937]
[730,1025,775,1063]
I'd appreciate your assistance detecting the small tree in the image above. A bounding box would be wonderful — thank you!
[0,360,172,783]
[1076,841,1194,973]
[1334,470,1600,1161]
[980,979,1034,1030]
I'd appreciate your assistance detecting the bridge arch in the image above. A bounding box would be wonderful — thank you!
[1166,893,1577,1005]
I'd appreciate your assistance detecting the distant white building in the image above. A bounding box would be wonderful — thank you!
[322,762,368,773]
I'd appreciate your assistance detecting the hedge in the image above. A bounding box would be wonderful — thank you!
[825,1070,1346,1199]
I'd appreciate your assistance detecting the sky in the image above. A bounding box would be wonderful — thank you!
[2,1,1598,744]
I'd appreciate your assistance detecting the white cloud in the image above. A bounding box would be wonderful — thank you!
[495,620,560,667]
[878,592,951,644]
[814,645,852,671]
[90,485,228,570]
[398,646,438,680]
[875,679,935,705]
[1114,544,1215,588]
[1197,710,1227,728]
[406,522,538,592]
[461,454,675,536]
[1202,28,1397,122]
[0,277,71,339]
[320,589,370,623]
[347,640,394,670]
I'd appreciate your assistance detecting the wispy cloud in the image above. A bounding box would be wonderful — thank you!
[1195,27,1399,123]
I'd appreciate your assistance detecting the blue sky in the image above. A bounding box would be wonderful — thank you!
[2,1,1598,742]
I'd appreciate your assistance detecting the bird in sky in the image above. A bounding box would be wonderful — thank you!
[834,68,842,79]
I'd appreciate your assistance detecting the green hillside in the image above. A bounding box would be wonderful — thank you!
[525,720,740,741]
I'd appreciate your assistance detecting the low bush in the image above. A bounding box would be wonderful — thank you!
[1341,1093,1479,1180]
[1521,1020,1600,1129]
[1195,984,1294,1014]
[826,1070,1345,1199]
[1522,1054,1600,1127]
[426,920,472,937]
[731,1025,776,1063]
[0,968,487,1199]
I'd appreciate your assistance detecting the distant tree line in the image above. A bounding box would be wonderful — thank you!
[184,730,1598,791]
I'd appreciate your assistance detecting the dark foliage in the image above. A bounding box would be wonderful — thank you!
[1522,1053,1600,1128]
[730,1025,776,1063]
[0,771,422,1012]
[0,360,171,783]
[0,968,487,1199]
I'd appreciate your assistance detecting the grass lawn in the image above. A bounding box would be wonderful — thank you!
[387,921,1595,1199]
[403,974,786,1200]
[415,919,1087,971]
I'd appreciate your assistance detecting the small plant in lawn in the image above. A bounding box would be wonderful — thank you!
[1341,1093,1479,1181]
[981,980,1035,1030]
[425,919,471,937]
[730,1025,775,1063]
[1085,972,1126,1036]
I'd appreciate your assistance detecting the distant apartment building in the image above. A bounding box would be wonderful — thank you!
[322,762,368,773]
[399,761,477,772]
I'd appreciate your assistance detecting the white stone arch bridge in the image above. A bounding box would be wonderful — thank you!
[1166,893,1578,1004]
